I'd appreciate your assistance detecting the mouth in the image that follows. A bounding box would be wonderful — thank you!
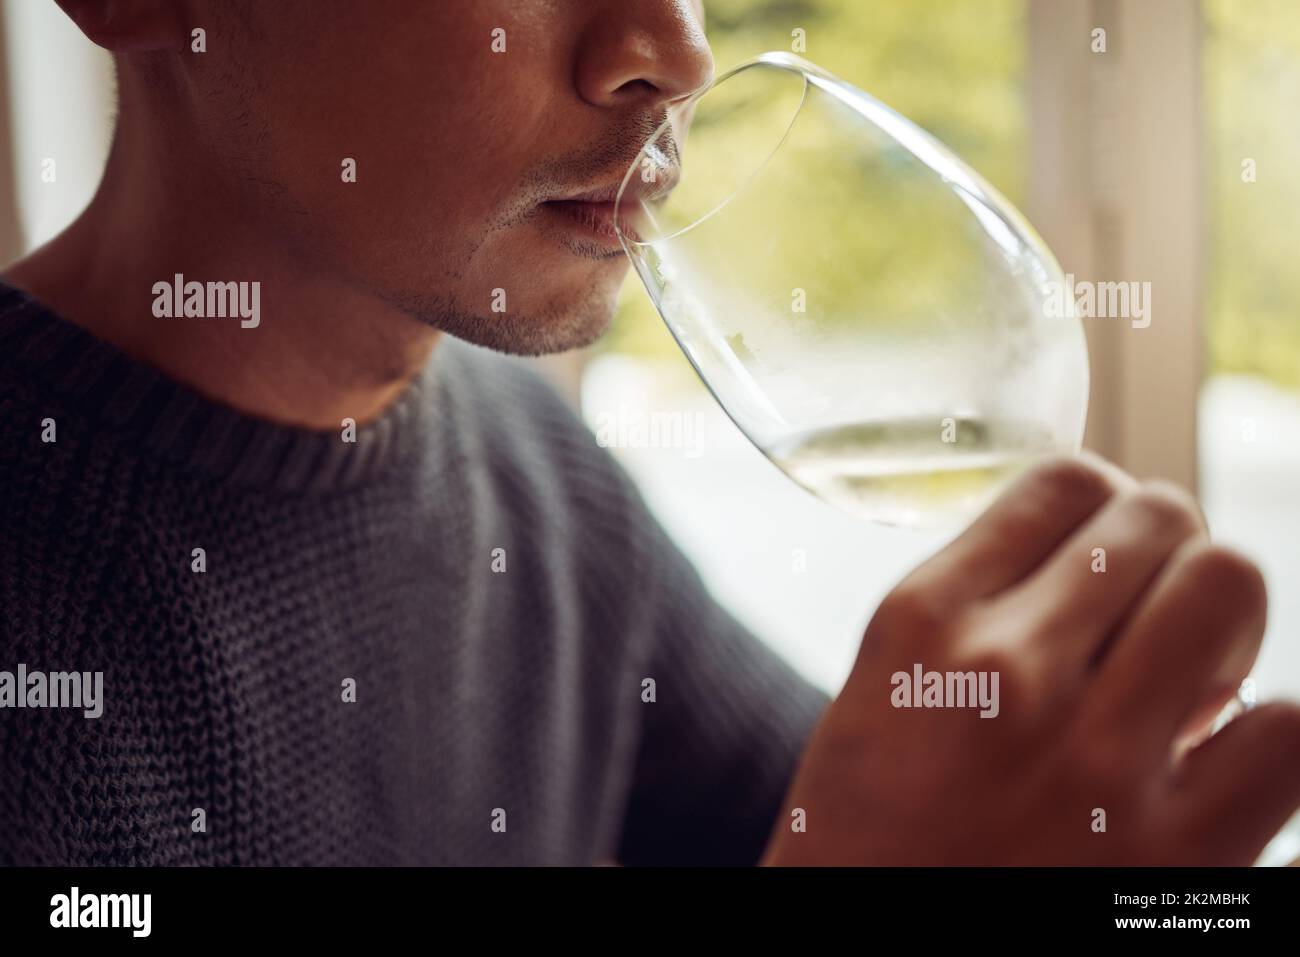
[540,198,634,249]
[539,168,679,253]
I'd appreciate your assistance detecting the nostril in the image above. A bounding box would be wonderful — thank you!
[614,78,659,100]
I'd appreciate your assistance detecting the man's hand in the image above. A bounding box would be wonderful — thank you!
[763,455,1300,865]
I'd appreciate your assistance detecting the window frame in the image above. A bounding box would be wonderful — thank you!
[1027,0,1204,490]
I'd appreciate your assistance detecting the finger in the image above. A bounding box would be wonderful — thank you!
[905,453,1130,605]
[1170,702,1300,863]
[985,480,1206,672]
[1081,543,1267,762]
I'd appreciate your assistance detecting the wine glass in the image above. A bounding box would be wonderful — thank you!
[615,51,1089,529]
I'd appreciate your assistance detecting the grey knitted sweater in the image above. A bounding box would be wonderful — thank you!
[0,282,828,866]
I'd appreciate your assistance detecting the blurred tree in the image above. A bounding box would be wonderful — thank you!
[1205,0,1300,388]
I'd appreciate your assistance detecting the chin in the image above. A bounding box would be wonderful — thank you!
[500,273,625,355]
[394,284,619,358]
[506,294,617,356]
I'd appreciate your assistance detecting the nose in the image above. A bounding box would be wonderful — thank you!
[574,0,714,111]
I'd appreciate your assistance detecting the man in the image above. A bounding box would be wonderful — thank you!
[0,0,1297,866]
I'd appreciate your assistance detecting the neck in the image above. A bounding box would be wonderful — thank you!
[2,84,439,431]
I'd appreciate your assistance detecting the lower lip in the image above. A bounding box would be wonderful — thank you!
[542,200,639,248]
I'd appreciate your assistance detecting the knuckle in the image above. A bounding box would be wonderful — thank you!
[1182,545,1267,614]
[1130,480,1204,536]
[1021,455,1117,509]
[872,581,945,637]
[950,646,1025,714]
[957,647,1016,681]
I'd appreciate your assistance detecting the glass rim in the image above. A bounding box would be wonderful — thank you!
[614,52,817,251]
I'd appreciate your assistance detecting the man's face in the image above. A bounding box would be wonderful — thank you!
[182,0,711,354]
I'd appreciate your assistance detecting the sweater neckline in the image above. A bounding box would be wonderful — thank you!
[0,281,440,495]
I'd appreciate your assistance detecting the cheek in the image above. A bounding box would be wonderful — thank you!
[280,62,558,255]
[257,85,536,286]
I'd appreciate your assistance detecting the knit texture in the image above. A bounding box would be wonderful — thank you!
[0,282,828,866]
